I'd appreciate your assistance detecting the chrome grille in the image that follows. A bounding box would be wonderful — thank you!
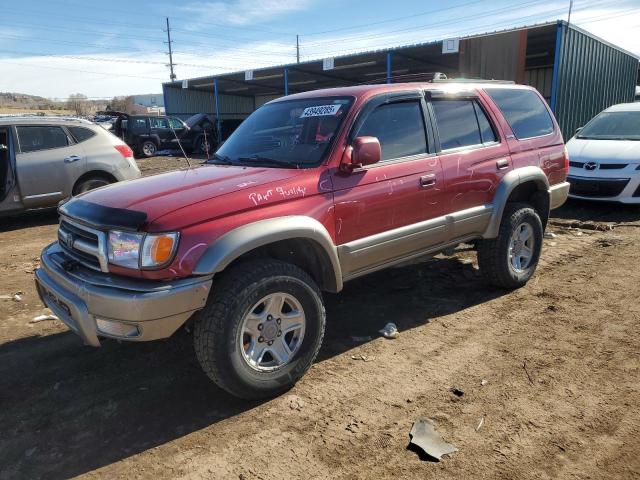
[58,216,109,272]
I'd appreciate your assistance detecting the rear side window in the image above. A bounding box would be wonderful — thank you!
[130,118,147,131]
[432,100,496,150]
[17,126,69,153]
[68,126,96,143]
[486,88,554,139]
[357,101,427,161]
[168,118,183,129]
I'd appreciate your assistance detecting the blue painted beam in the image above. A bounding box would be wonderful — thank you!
[386,52,392,84]
[214,78,222,142]
[284,68,289,96]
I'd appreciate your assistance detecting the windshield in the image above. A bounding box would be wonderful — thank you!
[213,96,353,168]
[577,111,640,140]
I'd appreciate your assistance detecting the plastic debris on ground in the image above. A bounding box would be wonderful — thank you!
[379,322,399,339]
[30,314,58,323]
[408,419,458,461]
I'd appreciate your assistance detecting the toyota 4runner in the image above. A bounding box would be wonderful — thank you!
[35,82,569,399]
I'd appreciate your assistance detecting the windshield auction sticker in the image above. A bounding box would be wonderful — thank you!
[300,104,341,117]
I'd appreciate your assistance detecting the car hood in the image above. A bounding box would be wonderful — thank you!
[68,164,305,226]
[567,138,640,163]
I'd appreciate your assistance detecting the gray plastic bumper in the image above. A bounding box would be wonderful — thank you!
[35,243,212,346]
[550,181,570,210]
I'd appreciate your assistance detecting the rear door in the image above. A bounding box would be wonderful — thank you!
[149,117,172,149]
[15,124,85,208]
[332,93,445,277]
[428,92,512,226]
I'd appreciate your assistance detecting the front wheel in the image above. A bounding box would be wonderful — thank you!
[477,203,543,289]
[193,260,326,399]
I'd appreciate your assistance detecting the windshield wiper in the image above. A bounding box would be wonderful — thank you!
[237,155,300,169]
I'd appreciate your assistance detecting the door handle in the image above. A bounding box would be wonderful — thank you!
[420,174,436,188]
[496,159,510,170]
[64,155,81,163]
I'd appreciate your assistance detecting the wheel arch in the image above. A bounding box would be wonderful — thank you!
[72,170,117,195]
[193,216,343,293]
[484,166,550,238]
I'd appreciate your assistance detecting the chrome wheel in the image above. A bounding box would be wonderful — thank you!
[239,292,306,372]
[508,222,535,271]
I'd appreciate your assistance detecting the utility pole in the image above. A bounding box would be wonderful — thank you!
[567,0,573,25]
[296,34,300,64]
[164,17,177,81]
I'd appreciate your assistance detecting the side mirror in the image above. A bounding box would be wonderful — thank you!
[343,136,381,171]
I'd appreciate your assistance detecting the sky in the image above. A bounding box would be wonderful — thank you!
[1,0,639,99]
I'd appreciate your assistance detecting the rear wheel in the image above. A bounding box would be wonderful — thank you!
[193,260,326,399]
[141,140,157,157]
[477,203,543,289]
[195,136,212,155]
[73,175,112,195]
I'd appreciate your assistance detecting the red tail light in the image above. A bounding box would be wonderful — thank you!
[114,144,134,159]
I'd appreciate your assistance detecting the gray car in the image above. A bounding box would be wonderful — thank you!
[0,117,141,217]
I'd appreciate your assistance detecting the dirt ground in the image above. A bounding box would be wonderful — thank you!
[1,157,639,479]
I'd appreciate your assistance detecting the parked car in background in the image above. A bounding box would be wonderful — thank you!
[0,117,140,217]
[109,112,218,157]
[35,82,569,399]
[566,102,640,203]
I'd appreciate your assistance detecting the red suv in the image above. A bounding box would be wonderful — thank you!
[35,82,569,399]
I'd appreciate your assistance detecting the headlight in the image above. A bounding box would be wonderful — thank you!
[108,231,179,269]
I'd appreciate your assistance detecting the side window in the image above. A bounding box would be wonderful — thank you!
[474,102,497,144]
[131,118,147,131]
[17,126,69,153]
[357,101,427,161]
[150,117,169,129]
[432,100,482,150]
[485,88,554,139]
[68,126,96,143]
[168,118,183,129]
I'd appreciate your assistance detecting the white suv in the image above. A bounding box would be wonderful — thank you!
[566,103,640,203]
[0,117,141,216]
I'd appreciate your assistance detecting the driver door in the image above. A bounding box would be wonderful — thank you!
[331,94,445,277]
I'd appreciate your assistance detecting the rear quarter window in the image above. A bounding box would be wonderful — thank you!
[68,126,96,143]
[486,88,554,139]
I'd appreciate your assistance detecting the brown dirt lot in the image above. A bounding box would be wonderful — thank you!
[1,158,639,479]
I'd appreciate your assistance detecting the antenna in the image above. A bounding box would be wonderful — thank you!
[164,17,177,81]
[168,121,191,168]
[296,35,300,64]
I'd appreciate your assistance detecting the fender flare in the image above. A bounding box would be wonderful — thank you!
[192,216,343,292]
[483,166,550,239]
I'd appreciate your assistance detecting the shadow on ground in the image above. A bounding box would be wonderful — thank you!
[0,209,58,233]
[0,254,502,479]
[552,198,640,223]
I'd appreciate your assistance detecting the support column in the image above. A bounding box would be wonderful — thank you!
[284,68,289,96]
[386,52,392,84]
[214,78,222,142]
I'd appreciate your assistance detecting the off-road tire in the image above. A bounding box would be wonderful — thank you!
[140,140,157,157]
[477,202,543,289]
[193,260,326,399]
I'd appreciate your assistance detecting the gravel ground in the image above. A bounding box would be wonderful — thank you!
[1,157,639,479]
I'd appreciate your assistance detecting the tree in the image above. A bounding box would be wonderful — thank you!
[67,93,89,116]
[108,96,133,113]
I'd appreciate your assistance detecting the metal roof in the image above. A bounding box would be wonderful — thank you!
[163,21,563,98]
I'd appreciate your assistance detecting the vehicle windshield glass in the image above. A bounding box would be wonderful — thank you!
[213,96,353,168]
[577,111,640,140]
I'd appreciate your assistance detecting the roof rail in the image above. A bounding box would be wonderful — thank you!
[360,71,449,85]
[431,78,515,84]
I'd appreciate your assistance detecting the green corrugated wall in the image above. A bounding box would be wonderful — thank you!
[553,22,638,140]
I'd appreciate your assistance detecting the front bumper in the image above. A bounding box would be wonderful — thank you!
[35,242,212,346]
[567,168,640,204]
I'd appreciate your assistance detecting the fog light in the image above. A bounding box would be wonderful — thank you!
[96,318,140,338]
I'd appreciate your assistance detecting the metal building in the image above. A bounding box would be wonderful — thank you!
[163,20,639,140]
